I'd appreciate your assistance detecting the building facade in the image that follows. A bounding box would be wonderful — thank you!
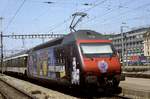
[109,27,150,65]
[143,30,150,56]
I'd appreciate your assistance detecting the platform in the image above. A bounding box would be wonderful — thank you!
[120,77,150,99]
[0,75,76,99]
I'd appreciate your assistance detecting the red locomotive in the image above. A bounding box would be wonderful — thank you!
[1,30,124,88]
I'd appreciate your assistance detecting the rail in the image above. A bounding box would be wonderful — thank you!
[113,94,131,99]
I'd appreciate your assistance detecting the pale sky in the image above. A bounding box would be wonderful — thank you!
[0,0,150,56]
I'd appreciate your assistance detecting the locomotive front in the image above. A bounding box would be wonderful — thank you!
[69,31,124,88]
[77,40,122,88]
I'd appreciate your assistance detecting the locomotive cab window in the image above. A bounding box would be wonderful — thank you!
[80,43,114,57]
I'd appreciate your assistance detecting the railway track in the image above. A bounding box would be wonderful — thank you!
[0,78,36,99]
[78,94,130,99]
[111,94,131,99]
[82,91,131,99]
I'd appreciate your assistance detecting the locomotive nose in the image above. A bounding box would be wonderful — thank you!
[83,57,121,76]
[97,60,108,73]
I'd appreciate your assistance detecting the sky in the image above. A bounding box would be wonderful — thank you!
[0,0,150,56]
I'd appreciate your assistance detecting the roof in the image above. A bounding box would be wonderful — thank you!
[30,30,107,51]
[4,50,29,59]
[62,30,108,44]
[31,37,64,51]
[4,54,28,61]
[110,27,150,38]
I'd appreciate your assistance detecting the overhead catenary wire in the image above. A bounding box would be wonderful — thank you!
[83,0,135,24]
[46,16,72,33]
[46,0,108,33]
[30,1,92,33]
[94,1,150,26]
[82,0,107,12]
[4,0,27,31]
[32,0,95,22]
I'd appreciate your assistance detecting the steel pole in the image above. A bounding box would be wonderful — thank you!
[121,26,124,67]
[0,17,3,74]
[0,32,3,74]
[125,35,128,66]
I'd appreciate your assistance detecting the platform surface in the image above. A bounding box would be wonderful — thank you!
[120,77,150,99]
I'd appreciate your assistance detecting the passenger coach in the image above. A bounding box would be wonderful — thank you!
[1,53,28,74]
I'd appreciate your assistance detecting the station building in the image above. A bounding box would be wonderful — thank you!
[109,27,150,65]
[143,30,150,57]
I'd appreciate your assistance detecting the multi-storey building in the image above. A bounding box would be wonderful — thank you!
[143,30,150,56]
[109,27,150,65]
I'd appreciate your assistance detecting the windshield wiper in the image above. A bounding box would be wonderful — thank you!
[87,55,94,61]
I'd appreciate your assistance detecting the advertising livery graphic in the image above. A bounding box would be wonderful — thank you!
[47,48,57,79]
[36,49,48,76]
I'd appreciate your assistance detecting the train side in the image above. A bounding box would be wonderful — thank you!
[1,30,124,89]
[27,38,69,84]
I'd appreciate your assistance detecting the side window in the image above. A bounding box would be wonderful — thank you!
[6,60,9,67]
[65,45,75,57]
[12,59,15,67]
[16,58,19,67]
[24,57,27,67]
[21,57,24,67]
[54,47,65,65]
[64,44,78,66]
[18,58,21,67]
